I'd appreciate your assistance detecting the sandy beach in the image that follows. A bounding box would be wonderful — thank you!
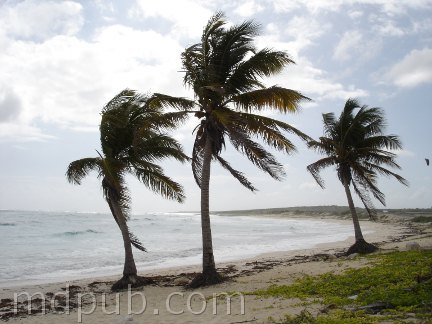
[1,212,431,323]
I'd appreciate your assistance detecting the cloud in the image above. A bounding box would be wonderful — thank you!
[333,30,363,61]
[0,0,83,40]
[333,30,382,62]
[385,48,432,88]
[234,1,264,17]
[0,86,22,123]
[130,0,212,39]
[0,24,188,141]
[271,0,432,15]
[267,57,368,101]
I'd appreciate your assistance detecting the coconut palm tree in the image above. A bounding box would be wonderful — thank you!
[179,12,310,287]
[66,89,189,290]
[307,98,408,254]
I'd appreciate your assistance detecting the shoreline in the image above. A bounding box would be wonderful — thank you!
[1,214,430,323]
[0,215,396,290]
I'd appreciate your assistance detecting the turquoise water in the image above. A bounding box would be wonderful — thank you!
[0,210,355,286]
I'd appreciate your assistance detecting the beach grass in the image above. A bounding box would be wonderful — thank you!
[251,250,432,323]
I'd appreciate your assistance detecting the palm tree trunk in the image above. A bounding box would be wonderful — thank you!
[201,137,216,274]
[343,176,378,255]
[342,177,364,241]
[110,199,137,276]
[189,137,223,287]
[108,198,151,290]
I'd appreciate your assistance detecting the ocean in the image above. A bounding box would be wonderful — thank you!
[0,210,356,287]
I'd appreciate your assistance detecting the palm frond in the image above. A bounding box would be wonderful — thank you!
[228,127,285,180]
[191,124,206,187]
[66,158,101,185]
[352,180,377,220]
[132,132,190,163]
[133,162,185,203]
[150,93,196,111]
[359,135,403,151]
[236,111,311,144]
[306,157,336,188]
[216,155,257,191]
[362,162,408,186]
[231,86,310,113]
[226,49,294,94]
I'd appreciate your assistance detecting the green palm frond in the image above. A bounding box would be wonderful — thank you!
[352,180,377,220]
[228,126,285,180]
[226,49,294,94]
[359,135,402,151]
[236,111,311,143]
[306,157,336,188]
[362,162,408,186]
[216,155,256,191]
[133,163,185,203]
[66,157,101,185]
[191,124,206,187]
[132,132,190,163]
[231,86,310,113]
[150,93,196,111]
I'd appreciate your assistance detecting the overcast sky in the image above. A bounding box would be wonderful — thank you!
[0,0,431,213]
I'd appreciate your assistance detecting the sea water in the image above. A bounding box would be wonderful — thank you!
[0,210,356,287]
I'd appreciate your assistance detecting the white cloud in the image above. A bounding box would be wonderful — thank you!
[271,0,432,15]
[234,0,264,17]
[0,24,187,141]
[348,10,364,19]
[0,0,83,40]
[385,48,432,88]
[0,123,55,142]
[0,86,22,122]
[267,57,369,101]
[333,30,363,61]
[131,0,212,39]
[333,30,382,62]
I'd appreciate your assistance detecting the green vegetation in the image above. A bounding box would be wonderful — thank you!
[411,216,432,223]
[252,250,432,322]
[272,309,379,324]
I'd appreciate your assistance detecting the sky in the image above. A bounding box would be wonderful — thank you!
[0,0,431,213]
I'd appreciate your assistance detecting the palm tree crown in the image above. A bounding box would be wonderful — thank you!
[182,11,310,190]
[307,98,408,254]
[307,98,408,215]
[66,89,188,289]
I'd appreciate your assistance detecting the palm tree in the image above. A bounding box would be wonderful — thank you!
[66,89,189,290]
[179,12,310,287]
[307,98,408,254]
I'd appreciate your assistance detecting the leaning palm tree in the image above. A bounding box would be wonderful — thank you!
[66,89,189,290]
[178,12,310,287]
[307,98,408,254]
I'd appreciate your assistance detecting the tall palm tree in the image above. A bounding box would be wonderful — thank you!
[307,98,408,254]
[179,12,310,287]
[66,89,189,290]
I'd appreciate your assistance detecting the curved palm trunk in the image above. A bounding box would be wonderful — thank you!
[343,177,378,255]
[110,199,138,276]
[189,137,223,287]
[342,178,364,241]
[108,199,150,290]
